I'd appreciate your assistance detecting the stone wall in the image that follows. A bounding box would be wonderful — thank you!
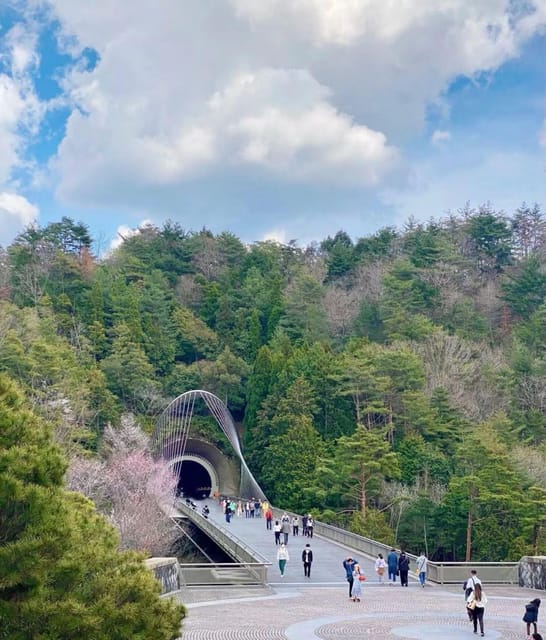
[518,556,546,590]
[145,557,180,594]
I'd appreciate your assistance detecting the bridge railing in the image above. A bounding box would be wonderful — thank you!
[272,508,518,584]
[178,563,269,586]
[173,499,271,585]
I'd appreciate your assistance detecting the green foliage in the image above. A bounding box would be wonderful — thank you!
[317,426,400,517]
[466,206,513,273]
[321,230,357,279]
[100,323,160,413]
[502,255,546,317]
[4,206,546,561]
[348,508,395,544]
[261,415,324,511]
[0,374,185,639]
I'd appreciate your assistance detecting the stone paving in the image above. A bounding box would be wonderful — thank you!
[174,500,541,639]
[175,582,541,639]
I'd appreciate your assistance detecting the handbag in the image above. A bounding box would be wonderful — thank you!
[358,574,366,582]
[466,600,476,610]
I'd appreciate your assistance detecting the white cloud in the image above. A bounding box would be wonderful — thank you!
[29,0,546,225]
[0,21,43,184]
[54,64,398,204]
[261,228,289,244]
[431,130,452,145]
[382,149,545,226]
[0,191,38,245]
[108,219,154,252]
[211,69,398,185]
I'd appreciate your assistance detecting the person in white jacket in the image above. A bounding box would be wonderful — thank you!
[416,552,427,587]
[466,582,487,636]
[374,553,387,583]
[277,543,290,577]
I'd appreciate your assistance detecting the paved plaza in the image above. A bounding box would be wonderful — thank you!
[174,501,541,638]
[176,582,540,639]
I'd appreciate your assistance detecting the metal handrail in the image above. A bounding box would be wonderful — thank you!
[173,499,271,565]
[271,507,519,584]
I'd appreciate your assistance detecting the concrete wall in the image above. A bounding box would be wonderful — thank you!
[145,557,180,594]
[519,556,546,590]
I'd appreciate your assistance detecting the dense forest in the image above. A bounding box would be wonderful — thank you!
[1,202,545,563]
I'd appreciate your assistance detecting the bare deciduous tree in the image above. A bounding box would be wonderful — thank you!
[322,285,360,339]
[411,331,507,421]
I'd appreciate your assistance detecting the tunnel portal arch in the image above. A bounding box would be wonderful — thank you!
[152,390,265,499]
[168,454,219,499]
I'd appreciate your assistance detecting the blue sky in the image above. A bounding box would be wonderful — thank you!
[0,1,544,251]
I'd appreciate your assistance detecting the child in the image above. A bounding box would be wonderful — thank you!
[523,598,541,637]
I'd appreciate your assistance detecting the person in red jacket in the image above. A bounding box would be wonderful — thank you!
[265,507,273,530]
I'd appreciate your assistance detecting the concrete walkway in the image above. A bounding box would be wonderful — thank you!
[175,500,540,639]
[194,498,392,587]
[175,582,538,639]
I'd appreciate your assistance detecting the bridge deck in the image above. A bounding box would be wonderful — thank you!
[173,500,539,639]
[189,498,385,586]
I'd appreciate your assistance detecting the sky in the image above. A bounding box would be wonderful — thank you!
[0,0,544,251]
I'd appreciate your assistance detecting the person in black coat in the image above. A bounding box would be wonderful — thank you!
[302,543,313,577]
[523,598,541,637]
[398,551,410,587]
[343,556,358,598]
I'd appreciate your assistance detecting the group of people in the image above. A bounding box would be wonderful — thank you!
[275,542,315,578]
[274,512,315,577]
[214,498,543,638]
[273,512,314,545]
[463,569,542,639]
[219,496,271,523]
[343,556,365,601]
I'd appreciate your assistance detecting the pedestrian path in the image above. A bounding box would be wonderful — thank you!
[175,582,538,639]
[175,500,539,639]
[195,498,394,587]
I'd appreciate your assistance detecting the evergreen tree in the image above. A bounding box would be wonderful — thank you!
[0,374,185,639]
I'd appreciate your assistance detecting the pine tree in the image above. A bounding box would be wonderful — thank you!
[0,374,185,639]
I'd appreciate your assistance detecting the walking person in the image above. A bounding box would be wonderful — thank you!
[281,516,291,545]
[292,515,299,536]
[464,569,482,621]
[277,543,289,577]
[302,514,308,537]
[343,556,357,599]
[466,582,487,636]
[416,551,427,588]
[265,506,273,530]
[274,520,281,545]
[387,548,398,584]
[374,553,386,584]
[350,563,365,602]
[398,551,410,587]
[523,598,541,638]
[302,543,313,578]
[307,515,314,538]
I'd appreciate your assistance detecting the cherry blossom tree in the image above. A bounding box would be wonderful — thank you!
[67,418,178,555]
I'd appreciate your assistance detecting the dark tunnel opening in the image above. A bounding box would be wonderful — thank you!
[174,460,212,499]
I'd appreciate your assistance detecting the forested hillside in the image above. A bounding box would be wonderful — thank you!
[1,203,545,562]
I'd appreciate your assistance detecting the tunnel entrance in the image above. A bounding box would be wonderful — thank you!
[174,460,212,499]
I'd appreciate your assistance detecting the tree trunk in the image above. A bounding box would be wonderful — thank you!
[465,496,474,562]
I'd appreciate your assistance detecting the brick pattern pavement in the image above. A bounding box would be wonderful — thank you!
[175,583,540,639]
